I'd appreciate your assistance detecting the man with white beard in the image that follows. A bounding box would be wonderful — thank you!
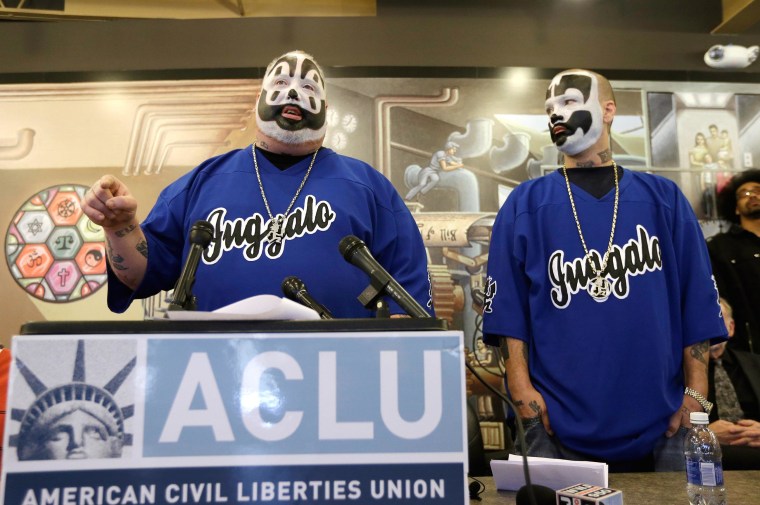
[82,50,432,318]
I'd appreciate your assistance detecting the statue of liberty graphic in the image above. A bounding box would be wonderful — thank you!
[9,339,135,461]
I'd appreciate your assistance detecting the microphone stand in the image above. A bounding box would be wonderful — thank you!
[167,221,214,311]
[374,299,390,318]
[357,276,392,318]
[465,360,539,505]
[281,276,334,320]
[339,235,430,319]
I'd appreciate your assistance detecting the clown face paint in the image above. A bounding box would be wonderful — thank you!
[256,52,328,145]
[545,72,604,156]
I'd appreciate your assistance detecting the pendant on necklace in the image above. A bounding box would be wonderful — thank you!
[267,214,286,244]
[587,276,611,302]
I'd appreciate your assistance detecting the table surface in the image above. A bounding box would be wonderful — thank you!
[473,471,759,505]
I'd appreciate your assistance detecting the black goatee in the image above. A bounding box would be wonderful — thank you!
[746,209,760,220]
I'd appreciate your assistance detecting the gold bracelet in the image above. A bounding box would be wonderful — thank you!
[684,387,713,414]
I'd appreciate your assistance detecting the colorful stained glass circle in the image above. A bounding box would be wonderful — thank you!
[6,184,107,303]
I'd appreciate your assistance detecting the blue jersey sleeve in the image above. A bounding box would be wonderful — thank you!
[671,187,727,346]
[369,184,433,317]
[482,192,530,346]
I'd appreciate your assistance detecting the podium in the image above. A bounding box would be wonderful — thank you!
[18,317,448,335]
[2,318,467,505]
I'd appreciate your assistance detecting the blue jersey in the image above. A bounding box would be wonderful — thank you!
[107,146,433,318]
[483,168,726,461]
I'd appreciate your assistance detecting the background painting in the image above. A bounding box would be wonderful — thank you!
[2,73,757,453]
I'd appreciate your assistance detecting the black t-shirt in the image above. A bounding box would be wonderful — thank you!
[558,164,625,199]
[257,147,311,171]
[707,225,760,353]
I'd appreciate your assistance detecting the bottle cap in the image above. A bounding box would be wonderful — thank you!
[690,411,709,424]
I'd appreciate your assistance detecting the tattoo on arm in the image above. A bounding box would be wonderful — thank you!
[111,254,128,271]
[514,400,524,407]
[598,148,612,163]
[136,240,148,259]
[690,340,710,366]
[106,238,128,271]
[115,224,137,237]
[528,400,542,417]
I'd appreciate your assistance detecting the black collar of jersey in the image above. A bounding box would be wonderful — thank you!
[556,164,624,199]
[257,146,312,171]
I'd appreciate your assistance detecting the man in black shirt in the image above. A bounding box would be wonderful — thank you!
[708,169,760,354]
[708,298,760,468]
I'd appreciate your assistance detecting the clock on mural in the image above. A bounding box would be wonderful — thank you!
[5,184,107,302]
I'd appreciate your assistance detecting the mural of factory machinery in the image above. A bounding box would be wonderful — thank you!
[4,73,760,452]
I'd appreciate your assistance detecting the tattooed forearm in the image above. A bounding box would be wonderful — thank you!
[690,340,710,366]
[110,250,128,271]
[529,400,542,417]
[115,224,137,237]
[136,240,148,258]
[111,255,128,270]
[598,148,612,163]
[106,238,128,271]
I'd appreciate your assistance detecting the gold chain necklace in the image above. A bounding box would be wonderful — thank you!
[561,160,619,302]
[252,143,319,245]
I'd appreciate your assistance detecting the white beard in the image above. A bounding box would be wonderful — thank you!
[256,115,327,146]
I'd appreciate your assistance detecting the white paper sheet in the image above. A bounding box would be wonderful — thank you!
[164,294,320,321]
[491,455,608,491]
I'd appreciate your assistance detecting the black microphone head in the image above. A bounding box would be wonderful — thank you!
[189,220,214,247]
[467,481,483,500]
[516,484,555,505]
[338,235,366,261]
[281,276,306,300]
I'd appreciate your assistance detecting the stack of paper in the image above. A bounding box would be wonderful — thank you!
[165,294,320,321]
[491,455,608,491]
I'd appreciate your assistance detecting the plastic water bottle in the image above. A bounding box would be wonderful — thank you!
[684,411,727,505]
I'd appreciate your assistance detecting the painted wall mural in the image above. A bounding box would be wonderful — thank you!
[647,90,760,222]
[5,185,106,302]
[3,74,760,452]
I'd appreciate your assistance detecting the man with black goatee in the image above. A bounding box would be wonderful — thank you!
[482,69,726,472]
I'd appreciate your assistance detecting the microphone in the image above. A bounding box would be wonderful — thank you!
[167,220,214,311]
[338,235,430,318]
[516,485,555,505]
[281,276,333,319]
[467,351,625,505]
[465,358,542,505]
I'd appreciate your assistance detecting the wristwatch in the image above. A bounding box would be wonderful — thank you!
[685,387,713,414]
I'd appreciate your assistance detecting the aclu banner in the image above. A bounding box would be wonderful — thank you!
[1,331,467,505]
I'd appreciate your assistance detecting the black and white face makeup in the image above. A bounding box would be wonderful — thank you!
[256,52,327,145]
[545,71,604,156]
